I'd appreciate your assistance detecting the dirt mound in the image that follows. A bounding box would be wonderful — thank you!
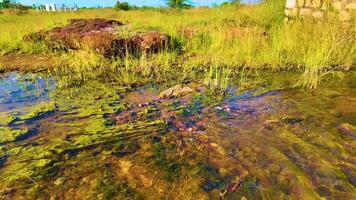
[24,18,170,58]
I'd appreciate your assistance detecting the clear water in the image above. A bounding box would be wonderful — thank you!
[0,71,355,199]
[0,72,56,112]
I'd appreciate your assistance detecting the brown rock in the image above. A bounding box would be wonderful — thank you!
[24,18,170,58]
[285,0,297,9]
[130,31,171,53]
[159,84,194,99]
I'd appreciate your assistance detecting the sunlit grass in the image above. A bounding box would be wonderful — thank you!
[0,1,355,90]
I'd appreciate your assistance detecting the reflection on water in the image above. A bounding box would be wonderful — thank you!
[0,72,56,112]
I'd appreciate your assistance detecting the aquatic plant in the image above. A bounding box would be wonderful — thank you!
[204,65,231,93]
[150,138,181,181]
[0,127,29,144]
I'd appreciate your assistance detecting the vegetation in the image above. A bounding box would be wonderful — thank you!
[115,1,135,11]
[0,0,355,90]
[166,0,193,8]
[1,2,355,199]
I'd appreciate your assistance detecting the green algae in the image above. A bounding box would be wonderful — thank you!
[1,72,355,199]
[95,165,142,200]
[0,127,29,144]
[150,138,181,181]
[227,176,259,199]
[0,113,17,126]
[0,102,57,127]
[53,81,127,118]
[18,102,57,122]
[0,81,170,192]
[110,140,140,156]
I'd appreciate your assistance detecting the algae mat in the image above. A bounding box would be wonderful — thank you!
[0,72,355,199]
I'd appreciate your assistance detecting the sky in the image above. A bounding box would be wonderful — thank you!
[17,0,261,8]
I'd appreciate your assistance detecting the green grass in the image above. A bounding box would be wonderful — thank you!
[0,1,355,90]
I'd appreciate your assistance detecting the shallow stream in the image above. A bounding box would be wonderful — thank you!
[0,71,355,199]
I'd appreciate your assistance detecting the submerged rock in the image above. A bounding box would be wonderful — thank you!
[337,123,356,138]
[159,84,194,99]
[24,18,170,58]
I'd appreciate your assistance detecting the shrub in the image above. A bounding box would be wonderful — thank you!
[115,1,132,11]
[166,0,193,9]
[7,3,30,15]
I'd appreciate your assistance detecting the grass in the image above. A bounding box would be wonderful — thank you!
[0,1,355,90]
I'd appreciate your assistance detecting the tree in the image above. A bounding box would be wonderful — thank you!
[166,0,193,9]
[115,1,131,11]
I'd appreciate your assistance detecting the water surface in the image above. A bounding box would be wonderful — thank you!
[0,71,355,199]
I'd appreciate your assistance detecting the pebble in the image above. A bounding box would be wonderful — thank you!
[215,106,223,111]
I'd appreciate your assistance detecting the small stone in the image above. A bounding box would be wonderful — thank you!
[119,160,133,174]
[285,0,297,9]
[334,184,348,192]
[203,180,218,191]
[215,106,223,111]
[159,84,194,99]
[82,176,91,183]
[317,186,331,197]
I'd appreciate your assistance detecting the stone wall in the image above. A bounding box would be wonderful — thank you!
[285,0,356,20]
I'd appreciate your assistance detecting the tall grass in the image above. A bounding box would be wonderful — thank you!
[0,1,355,90]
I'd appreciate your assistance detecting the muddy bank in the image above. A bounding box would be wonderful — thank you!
[24,18,171,58]
[0,54,56,73]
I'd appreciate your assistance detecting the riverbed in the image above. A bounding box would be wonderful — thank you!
[0,71,355,199]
